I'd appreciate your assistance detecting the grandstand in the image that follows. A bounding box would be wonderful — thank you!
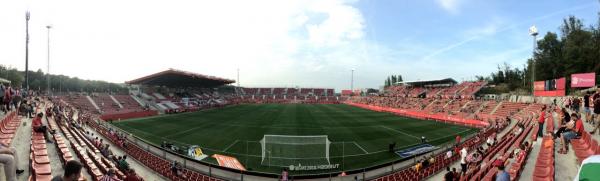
[2,70,598,181]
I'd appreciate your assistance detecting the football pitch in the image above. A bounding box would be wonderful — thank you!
[112,104,478,175]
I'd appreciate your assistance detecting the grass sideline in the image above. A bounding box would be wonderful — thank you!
[112,104,478,175]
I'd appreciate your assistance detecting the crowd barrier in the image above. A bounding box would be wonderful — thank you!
[345,102,489,128]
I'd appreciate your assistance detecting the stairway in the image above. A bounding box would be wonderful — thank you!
[86,96,101,112]
[109,95,123,109]
[490,101,504,115]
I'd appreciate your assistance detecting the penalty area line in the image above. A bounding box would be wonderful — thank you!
[223,140,239,152]
[352,142,369,154]
[379,125,420,139]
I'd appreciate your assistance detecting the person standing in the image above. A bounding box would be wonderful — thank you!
[0,84,4,113]
[460,147,468,174]
[537,106,547,138]
[589,91,600,135]
[584,93,591,123]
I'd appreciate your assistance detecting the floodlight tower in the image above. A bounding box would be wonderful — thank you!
[25,11,31,90]
[351,68,355,94]
[46,25,52,96]
[529,25,538,97]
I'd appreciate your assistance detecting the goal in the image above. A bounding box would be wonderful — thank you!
[260,135,331,167]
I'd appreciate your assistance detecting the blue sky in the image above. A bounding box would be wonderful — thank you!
[0,0,598,91]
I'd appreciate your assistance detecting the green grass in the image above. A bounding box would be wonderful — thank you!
[112,104,478,175]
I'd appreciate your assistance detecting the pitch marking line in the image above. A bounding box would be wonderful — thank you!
[352,142,369,154]
[223,140,239,152]
[165,126,203,138]
[379,125,420,139]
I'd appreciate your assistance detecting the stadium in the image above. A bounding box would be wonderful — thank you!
[1,1,600,181]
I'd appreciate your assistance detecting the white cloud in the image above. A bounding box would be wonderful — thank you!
[436,0,463,14]
[0,0,374,90]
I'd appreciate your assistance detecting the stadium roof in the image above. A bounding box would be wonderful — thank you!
[125,69,235,87]
[0,78,10,84]
[397,78,457,87]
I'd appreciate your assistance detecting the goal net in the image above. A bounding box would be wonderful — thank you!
[260,135,331,167]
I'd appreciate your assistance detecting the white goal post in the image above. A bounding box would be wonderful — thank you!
[260,135,331,166]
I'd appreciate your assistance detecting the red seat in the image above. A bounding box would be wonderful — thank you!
[33,162,52,175]
[35,155,50,164]
[533,166,553,178]
[35,174,53,181]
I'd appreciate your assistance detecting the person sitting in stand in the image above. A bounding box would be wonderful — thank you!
[32,113,53,143]
[118,155,130,171]
[99,168,121,181]
[51,160,83,181]
[554,108,571,139]
[558,113,584,154]
[171,161,187,179]
[124,169,142,181]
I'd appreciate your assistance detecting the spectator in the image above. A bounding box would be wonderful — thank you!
[51,160,83,181]
[452,167,459,180]
[486,136,494,147]
[584,92,591,123]
[590,91,600,135]
[444,167,454,181]
[171,161,187,179]
[455,135,461,146]
[446,150,452,159]
[0,144,25,181]
[515,144,527,162]
[559,113,584,154]
[554,108,571,139]
[538,106,547,138]
[495,163,510,181]
[124,169,142,181]
[422,158,430,168]
[118,155,130,171]
[99,168,121,181]
[281,168,288,181]
[0,84,4,113]
[460,147,468,174]
[32,113,53,143]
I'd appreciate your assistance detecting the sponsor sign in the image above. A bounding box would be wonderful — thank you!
[556,77,566,90]
[395,144,438,158]
[571,72,596,88]
[288,164,340,171]
[534,81,545,91]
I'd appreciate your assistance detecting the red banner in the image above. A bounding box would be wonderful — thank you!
[556,77,566,90]
[345,102,489,128]
[571,72,596,88]
[341,90,353,96]
[534,81,545,91]
[534,90,565,97]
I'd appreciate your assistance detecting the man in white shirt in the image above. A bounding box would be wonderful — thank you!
[486,136,494,146]
[460,147,468,174]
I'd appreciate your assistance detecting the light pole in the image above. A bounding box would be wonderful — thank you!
[529,25,538,97]
[46,25,52,96]
[351,68,355,95]
[25,11,30,90]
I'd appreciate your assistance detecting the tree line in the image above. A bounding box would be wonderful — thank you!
[384,75,403,87]
[0,64,127,93]
[479,14,600,94]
